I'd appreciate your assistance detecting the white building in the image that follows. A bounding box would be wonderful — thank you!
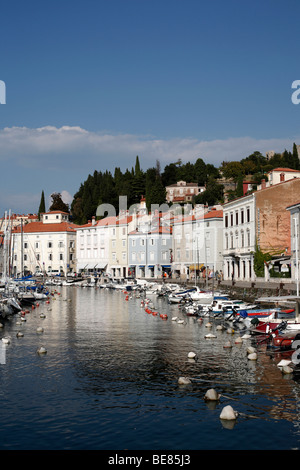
[286,200,300,293]
[172,206,223,280]
[223,194,256,281]
[11,211,78,276]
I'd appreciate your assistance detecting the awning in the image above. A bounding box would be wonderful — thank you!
[189,264,204,271]
[96,263,107,270]
[162,265,171,268]
[139,265,145,268]
[148,265,154,268]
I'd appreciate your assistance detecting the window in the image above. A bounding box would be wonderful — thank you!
[230,213,233,226]
[132,252,136,261]
[35,242,39,249]
[112,252,116,261]
[225,233,228,250]
[225,214,228,228]
[150,251,154,261]
[241,209,244,224]
[49,254,52,261]
[24,254,27,261]
[122,239,126,247]
[59,253,63,261]
[241,231,244,248]
[132,239,136,247]
[235,212,238,225]
[247,207,250,223]
[24,242,28,249]
[48,242,52,248]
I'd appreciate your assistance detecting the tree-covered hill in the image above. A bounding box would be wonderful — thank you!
[70,144,300,224]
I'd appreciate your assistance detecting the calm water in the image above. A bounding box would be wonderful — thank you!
[0,285,300,451]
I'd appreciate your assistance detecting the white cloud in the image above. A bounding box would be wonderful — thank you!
[0,126,298,171]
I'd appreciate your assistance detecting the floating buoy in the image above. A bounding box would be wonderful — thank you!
[242,334,252,339]
[16,331,24,337]
[205,322,212,328]
[282,365,293,374]
[0,323,3,328]
[160,314,168,320]
[32,305,35,309]
[177,319,184,324]
[247,346,256,355]
[223,341,232,348]
[205,333,217,339]
[227,328,234,334]
[188,351,197,359]
[220,405,238,421]
[247,352,257,361]
[172,316,177,321]
[216,325,224,330]
[2,337,10,344]
[204,389,220,401]
[178,377,192,385]
[40,313,46,319]
[21,316,26,322]
[36,327,44,333]
[235,336,243,344]
[37,346,47,355]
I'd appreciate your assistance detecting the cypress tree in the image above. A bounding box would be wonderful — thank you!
[38,190,46,219]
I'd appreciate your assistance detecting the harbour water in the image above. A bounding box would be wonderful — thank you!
[0,285,300,451]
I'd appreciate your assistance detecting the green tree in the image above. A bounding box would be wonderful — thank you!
[38,190,46,219]
[49,193,69,213]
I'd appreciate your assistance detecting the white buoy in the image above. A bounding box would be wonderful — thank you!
[37,346,47,355]
[205,322,212,328]
[282,365,293,374]
[204,389,221,401]
[20,316,26,322]
[248,352,257,361]
[178,377,192,385]
[235,336,243,344]
[220,405,238,421]
[0,323,3,328]
[241,334,252,339]
[40,313,46,319]
[247,346,256,355]
[227,328,234,334]
[172,317,178,321]
[216,325,224,330]
[16,331,24,337]
[2,337,10,344]
[223,341,232,348]
[205,333,217,339]
[36,327,44,333]
[177,320,184,324]
[188,351,197,359]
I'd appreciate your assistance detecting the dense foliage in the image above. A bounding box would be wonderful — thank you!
[69,144,300,224]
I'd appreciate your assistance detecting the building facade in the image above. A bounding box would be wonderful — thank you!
[12,211,78,276]
[166,181,205,204]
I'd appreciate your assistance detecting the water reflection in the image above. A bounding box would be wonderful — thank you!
[0,285,300,449]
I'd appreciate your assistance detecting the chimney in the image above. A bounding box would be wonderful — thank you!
[261,179,266,189]
[92,216,96,226]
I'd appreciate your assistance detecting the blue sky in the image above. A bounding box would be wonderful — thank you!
[0,0,300,215]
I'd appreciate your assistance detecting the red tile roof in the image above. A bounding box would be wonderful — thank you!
[13,221,80,233]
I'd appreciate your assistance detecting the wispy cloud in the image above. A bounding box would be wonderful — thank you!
[0,126,298,171]
[0,125,298,215]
